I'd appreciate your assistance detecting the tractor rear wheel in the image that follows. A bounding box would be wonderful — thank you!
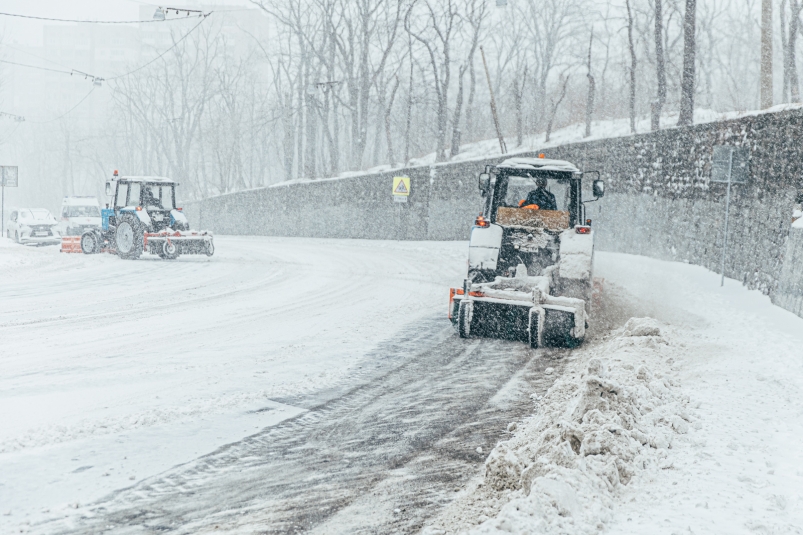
[115,214,143,260]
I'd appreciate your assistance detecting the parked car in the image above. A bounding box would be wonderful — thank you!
[5,208,61,245]
[58,196,102,236]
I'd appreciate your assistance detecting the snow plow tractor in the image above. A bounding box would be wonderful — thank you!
[449,157,604,347]
[77,171,214,260]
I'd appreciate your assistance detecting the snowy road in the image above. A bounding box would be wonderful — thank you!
[1,237,602,534]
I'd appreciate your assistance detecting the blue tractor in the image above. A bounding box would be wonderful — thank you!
[79,171,214,260]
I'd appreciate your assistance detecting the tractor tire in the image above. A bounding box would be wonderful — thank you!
[115,214,144,260]
[205,241,215,257]
[160,239,180,260]
[80,230,100,254]
[457,300,472,338]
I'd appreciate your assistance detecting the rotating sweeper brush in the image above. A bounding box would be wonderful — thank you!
[449,156,605,348]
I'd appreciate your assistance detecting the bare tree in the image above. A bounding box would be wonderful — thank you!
[405,0,460,162]
[545,75,569,143]
[625,0,637,133]
[760,0,773,108]
[652,0,667,130]
[678,0,696,126]
[584,31,595,137]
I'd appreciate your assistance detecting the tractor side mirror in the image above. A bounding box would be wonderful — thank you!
[479,173,491,195]
[593,179,605,198]
[105,182,112,196]
[478,173,491,196]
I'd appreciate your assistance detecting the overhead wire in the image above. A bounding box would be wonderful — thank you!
[0,10,203,24]
[107,13,211,80]
[27,87,97,124]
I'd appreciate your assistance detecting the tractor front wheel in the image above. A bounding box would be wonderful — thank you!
[160,239,180,260]
[115,214,144,260]
[80,230,100,254]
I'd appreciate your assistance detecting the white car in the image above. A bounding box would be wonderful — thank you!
[58,196,102,236]
[5,208,61,246]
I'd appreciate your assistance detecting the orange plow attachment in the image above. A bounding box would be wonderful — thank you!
[60,236,82,253]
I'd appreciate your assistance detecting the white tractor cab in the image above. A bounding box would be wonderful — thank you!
[59,196,101,236]
[449,156,604,348]
[76,171,213,259]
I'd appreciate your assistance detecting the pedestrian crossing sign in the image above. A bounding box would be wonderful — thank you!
[392,176,410,197]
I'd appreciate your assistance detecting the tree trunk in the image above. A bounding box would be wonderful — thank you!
[545,77,569,143]
[584,32,595,138]
[678,0,697,126]
[513,66,527,147]
[385,76,400,164]
[781,0,790,102]
[761,0,773,108]
[652,0,667,131]
[626,0,637,133]
[450,65,467,158]
[789,0,801,102]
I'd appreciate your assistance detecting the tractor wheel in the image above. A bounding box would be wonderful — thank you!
[80,231,100,254]
[205,241,215,257]
[160,240,180,260]
[115,214,143,260]
[457,300,472,338]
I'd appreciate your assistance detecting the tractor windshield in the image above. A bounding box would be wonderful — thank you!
[504,175,572,211]
[143,184,175,211]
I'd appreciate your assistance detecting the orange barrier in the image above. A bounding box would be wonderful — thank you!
[60,236,82,253]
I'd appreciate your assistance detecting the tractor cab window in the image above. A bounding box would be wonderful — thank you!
[143,184,175,211]
[128,183,141,206]
[504,175,571,212]
[115,183,129,208]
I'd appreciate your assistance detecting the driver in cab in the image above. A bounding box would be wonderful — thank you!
[519,176,557,211]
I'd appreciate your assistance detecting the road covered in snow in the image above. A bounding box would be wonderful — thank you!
[2,237,803,534]
[0,236,471,532]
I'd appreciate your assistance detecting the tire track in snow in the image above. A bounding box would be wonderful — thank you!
[49,327,569,534]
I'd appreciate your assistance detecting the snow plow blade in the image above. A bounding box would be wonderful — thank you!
[449,274,586,348]
[60,236,82,253]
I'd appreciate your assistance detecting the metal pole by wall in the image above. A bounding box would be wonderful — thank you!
[720,148,734,287]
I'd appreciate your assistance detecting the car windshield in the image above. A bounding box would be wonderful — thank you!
[142,184,175,210]
[504,175,572,211]
[67,206,100,217]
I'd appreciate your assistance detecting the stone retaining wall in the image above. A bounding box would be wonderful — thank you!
[184,108,803,317]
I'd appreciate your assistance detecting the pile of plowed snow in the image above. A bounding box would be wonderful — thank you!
[424,317,698,534]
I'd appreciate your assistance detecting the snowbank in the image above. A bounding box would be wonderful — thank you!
[425,317,695,534]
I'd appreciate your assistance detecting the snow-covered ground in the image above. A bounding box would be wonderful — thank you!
[0,236,467,532]
[4,237,803,534]
[426,252,803,534]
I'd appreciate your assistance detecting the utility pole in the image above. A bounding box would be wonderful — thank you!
[480,46,507,154]
[761,0,773,108]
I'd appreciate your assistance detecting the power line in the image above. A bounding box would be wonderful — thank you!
[0,13,210,84]
[108,14,210,80]
[0,59,103,84]
[27,87,97,124]
[0,10,205,24]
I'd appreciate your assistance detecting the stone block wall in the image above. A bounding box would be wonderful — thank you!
[184,108,803,318]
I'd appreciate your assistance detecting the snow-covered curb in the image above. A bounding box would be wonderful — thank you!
[425,317,697,534]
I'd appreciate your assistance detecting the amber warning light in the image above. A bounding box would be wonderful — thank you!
[475,215,490,227]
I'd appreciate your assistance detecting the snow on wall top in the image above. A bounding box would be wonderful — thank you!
[496,157,579,174]
[117,176,175,184]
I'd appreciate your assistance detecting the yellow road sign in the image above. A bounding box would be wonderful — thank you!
[392,176,410,196]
